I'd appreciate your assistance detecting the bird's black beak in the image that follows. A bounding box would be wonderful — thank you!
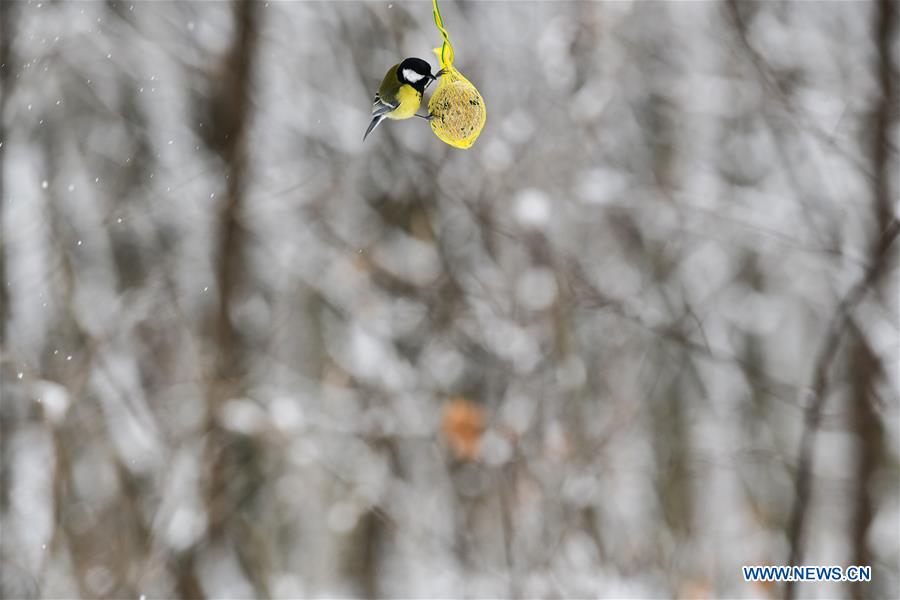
[423,70,443,91]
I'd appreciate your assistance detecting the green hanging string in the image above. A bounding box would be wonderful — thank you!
[432,0,454,67]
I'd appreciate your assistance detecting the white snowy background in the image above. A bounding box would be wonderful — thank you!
[1,1,897,598]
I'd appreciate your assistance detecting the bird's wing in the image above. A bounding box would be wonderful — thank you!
[372,93,398,117]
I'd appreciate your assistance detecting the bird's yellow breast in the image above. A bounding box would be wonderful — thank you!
[386,84,422,120]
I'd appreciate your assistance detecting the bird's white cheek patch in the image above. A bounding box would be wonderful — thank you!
[403,69,425,83]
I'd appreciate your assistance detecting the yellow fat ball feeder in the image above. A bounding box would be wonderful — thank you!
[428,0,486,149]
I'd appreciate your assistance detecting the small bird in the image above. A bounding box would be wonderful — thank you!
[364,57,442,141]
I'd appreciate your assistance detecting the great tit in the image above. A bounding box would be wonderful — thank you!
[364,57,442,141]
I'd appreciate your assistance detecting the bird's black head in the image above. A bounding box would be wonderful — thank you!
[397,57,435,93]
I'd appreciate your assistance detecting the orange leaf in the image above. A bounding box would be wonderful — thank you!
[441,397,485,460]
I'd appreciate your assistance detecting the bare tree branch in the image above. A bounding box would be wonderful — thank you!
[785,217,897,597]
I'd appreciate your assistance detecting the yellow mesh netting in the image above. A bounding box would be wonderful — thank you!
[428,0,486,149]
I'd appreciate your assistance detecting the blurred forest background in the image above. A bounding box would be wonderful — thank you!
[1,1,898,598]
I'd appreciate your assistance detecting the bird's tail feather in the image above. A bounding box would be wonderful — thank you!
[364,115,386,141]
